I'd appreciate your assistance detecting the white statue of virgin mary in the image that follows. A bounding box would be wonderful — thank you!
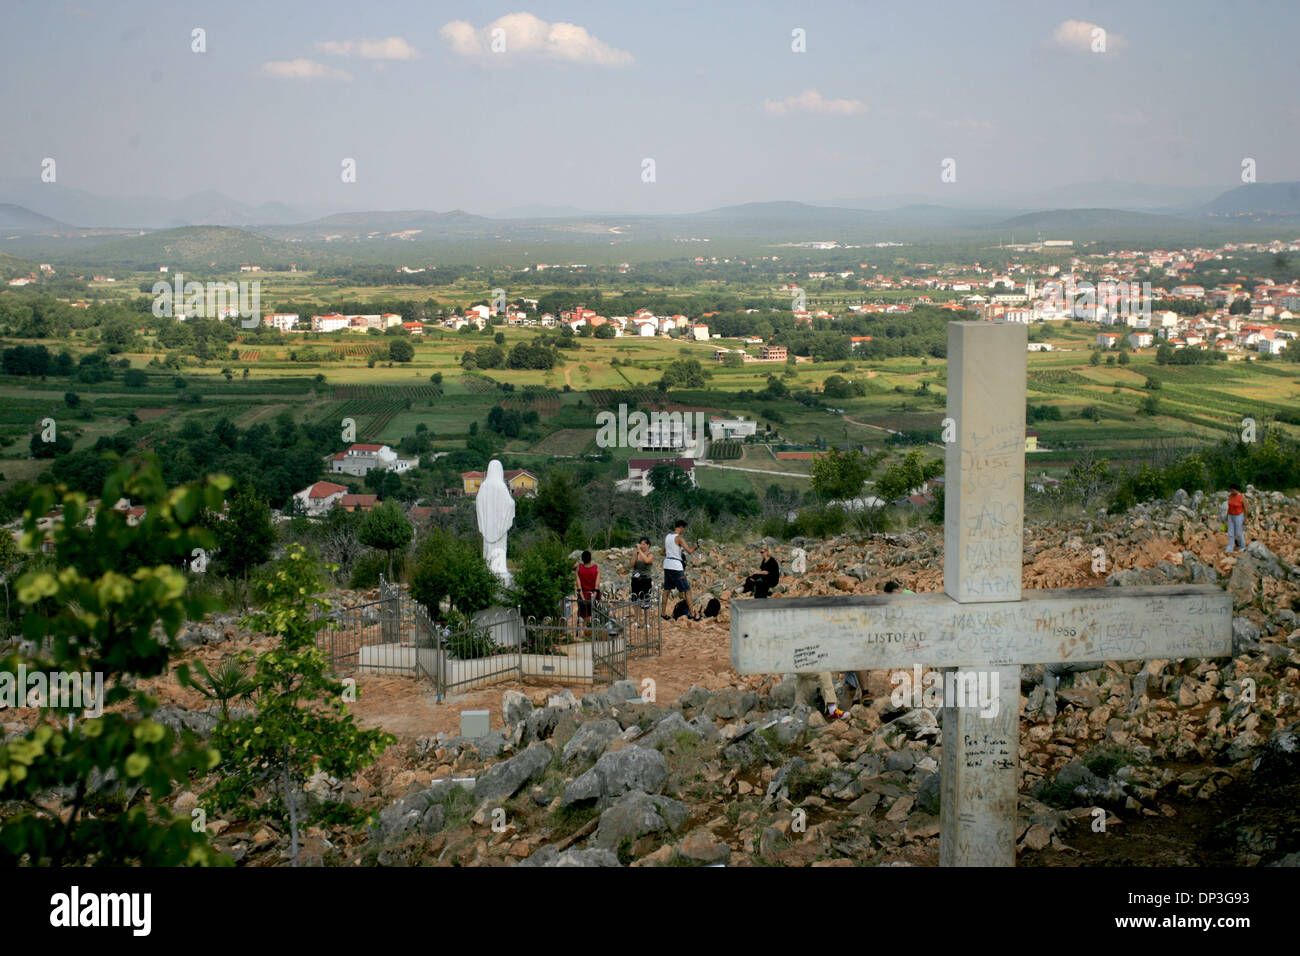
[475,459,515,586]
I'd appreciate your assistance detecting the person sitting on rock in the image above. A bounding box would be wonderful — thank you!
[740,546,780,599]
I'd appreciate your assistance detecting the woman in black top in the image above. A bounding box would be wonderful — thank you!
[630,537,654,604]
[742,547,780,599]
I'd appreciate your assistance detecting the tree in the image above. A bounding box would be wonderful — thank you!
[658,358,708,389]
[810,447,879,501]
[123,368,148,387]
[1062,452,1114,508]
[594,324,616,339]
[822,375,865,399]
[206,545,394,866]
[1155,343,1173,365]
[1,462,228,866]
[494,332,506,345]
[410,529,498,618]
[1118,350,1130,366]
[209,486,275,589]
[388,339,415,363]
[313,506,361,581]
[30,431,74,459]
[535,471,581,536]
[875,449,943,503]
[1089,349,1101,366]
[647,462,694,509]
[508,535,572,621]
[64,392,80,408]
[358,500,413,578]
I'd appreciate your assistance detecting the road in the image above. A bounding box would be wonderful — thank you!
[695,461,810,479]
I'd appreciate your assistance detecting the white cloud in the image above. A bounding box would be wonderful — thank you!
[764,89,866,117]
[259,59,352,81]
[316,37,420,60]
[1051,19,1125,53]
[439,12,633,66]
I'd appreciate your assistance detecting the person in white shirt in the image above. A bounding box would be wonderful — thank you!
[660,519,696,620]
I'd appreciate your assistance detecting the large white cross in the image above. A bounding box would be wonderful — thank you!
[731,321,1232,865]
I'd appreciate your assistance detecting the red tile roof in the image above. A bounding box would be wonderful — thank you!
[306,481,348,499]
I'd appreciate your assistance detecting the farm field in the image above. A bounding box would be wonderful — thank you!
[3,292,1300,496]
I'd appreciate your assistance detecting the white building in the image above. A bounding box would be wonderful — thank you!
[708,416,759,441]
[311,313,350,333]
[1128,332,1155,349]
[293,481,348,516]
[330,443,419,476]
[264,313,299,331]
[616,458,698,497]
[641,419,697,453]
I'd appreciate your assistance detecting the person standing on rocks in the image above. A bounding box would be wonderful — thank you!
[661,519,697,620]
[741,546,780,599]
[1225,484,1248,554]
[631,537,654,605]
[575,550,600,633]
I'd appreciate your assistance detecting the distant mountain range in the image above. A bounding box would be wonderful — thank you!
[0,181,310,230]
[1196,181,1300,219]
[1,182,1298,267]
[0,203,69,233]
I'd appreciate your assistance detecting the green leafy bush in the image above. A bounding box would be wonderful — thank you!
[509,535,571,622]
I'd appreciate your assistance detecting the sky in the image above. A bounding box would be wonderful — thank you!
[1,0,1298,217]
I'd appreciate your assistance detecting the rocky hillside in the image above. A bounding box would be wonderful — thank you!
[9,488,1299,866]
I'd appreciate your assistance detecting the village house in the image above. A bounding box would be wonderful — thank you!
[708,416,759,441]
[293,481,348,516]
[330,443,419,477]
[460,469,538,497]
[617,458,697,496]
[263,313,300,332]
[339,493,378,513]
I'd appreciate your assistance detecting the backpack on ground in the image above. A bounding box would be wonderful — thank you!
[703,597,721,618]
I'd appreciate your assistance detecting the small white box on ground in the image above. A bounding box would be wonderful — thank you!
[461,710,490,738]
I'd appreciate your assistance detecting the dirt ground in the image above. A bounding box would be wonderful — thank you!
[348,614,735,740]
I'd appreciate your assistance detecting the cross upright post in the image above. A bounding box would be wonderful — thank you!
[940,320,1027,866]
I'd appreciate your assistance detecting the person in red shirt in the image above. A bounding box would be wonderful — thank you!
[1225,484,1247,553]
[574,550,600,627]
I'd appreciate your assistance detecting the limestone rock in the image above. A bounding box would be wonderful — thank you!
[560,745,668,808]
[475,742,554,803]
